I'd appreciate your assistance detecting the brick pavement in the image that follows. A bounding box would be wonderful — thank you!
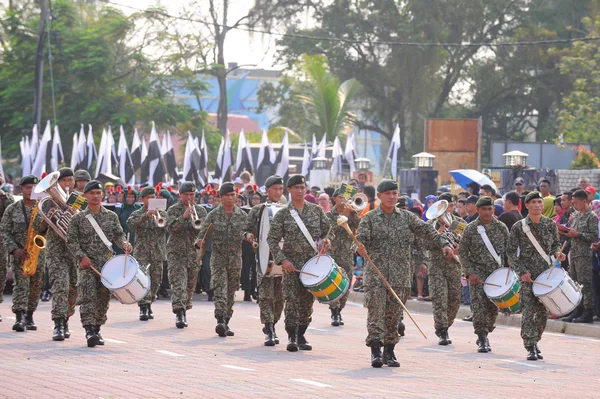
[0,292,599,399]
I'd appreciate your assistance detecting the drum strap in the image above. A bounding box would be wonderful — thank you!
[290,209,318,253]
[521,219,552,266]
[476,225,501,266]
[85,214,114,252]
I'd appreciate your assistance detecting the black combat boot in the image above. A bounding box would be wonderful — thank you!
[273,323,280,344]
[535,344,543,360]
[216,318,227,337]
[244,291,252,302]
[370,342,383,368]
[175,310,185,329]
[13,311,25,332]
[85,326,99,348]
[383,344,400,367]
[286,326,299,352]
[438,328,450,346]
[182,310,189,327]
[52,318,65,341]
[485,332,491,352]
[398,318,406,337]
[64,318,71,339]
[148,304,154,320]
[207,290,214,302]
[561,305,583,322]
[297,325,312,351]
[225,318,234,336]
[139,304,149,321]
[526,346,538,361]
[573,308,594,323]
[331,308,340,327]
[25,311,37,330]
[477,333,488,353]
[338,309,344,326]
[95,326,105,345]
[264,323,276,346]
[446,328,453,344]
[0,313,2,322]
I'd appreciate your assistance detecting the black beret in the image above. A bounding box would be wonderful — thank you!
[58,167,74,180]
[377,179,398,193]
[74,169,91,181]
[572,189,588,200]
[84,180,103,193]
[140,186,156,198]
[439,192,455,202]
[332,189,341,197]
[265,175,284,188]
[476,196,494,207]
[219,182,235,196]
[465,195,479,204]
[396,197,408,208]
[19,175,38,186]
[286,174,306,188]
[525,191,543,204]
[179,181,196,194]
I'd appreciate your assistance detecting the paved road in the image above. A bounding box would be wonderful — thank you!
[0,293,598,398]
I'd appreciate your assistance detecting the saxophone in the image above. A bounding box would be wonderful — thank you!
[22,201,46,276]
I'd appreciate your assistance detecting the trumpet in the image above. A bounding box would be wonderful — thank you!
[153,212,166,228]
[189,203,202,230]
[425,200,462,262]
[341,193,368,211]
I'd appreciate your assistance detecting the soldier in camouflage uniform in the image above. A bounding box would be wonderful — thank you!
[326,189,360,326]
[73,169,91,194]
[197,182,247,337]
[1,175,44,332]
[127,186,167,322]
[33,168,78,341]
[0,174,15,323]
[562,189,599,323]
[166,181,207,329]
[458,196,509,353]
[356,180,453,368]
[508,192,564,361]
[268,174,331,352]
[426,193,465,346]
[66,180,131,348]
[243,175,285,346]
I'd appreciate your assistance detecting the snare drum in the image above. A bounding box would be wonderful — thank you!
[101,255,150,304]
[483,267,521,313]
[300,255,349,304]
[533,267,582,317]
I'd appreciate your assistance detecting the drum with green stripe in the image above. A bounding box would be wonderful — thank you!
[483,267,521,313]
[300,255,349,304]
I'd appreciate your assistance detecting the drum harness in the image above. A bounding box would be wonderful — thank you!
[290,209,318,254]
[85,213,115,255]
[477,225,502,267]
[521,219,553,266]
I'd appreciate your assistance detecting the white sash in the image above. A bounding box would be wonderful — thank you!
[290,209,318,253]
[85,213,114,252]
[476,225,502,266]
[521,219,552,266]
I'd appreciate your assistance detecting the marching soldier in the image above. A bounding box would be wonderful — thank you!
[127,186,167,321]
[508,191,565,361]
[459,196,509,353]
[267,174,331,352]
[427,192,465,345]
[33,168,78,341]
[326,189,360,326]
[356,180,453,368]
[73,170,91,194]
[0,175,43,332]
[197,182,247,337]
[66,180,132,347]
[243,175,285,345]
[0,173,15,323]
[166,181,207,328]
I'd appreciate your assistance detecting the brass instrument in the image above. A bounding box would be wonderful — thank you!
[425,200,462,262]
[34,171,78,241]
[339,183,368,211]
[22,202,46,276]
[189,203,202,230]
[153,212,166,228]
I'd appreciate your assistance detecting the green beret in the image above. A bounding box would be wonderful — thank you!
[332,189,341,197]
[74,169,91,181]
[439,192,455,202]
[58,167,74,180]
[179,181,196,194]
[219,182,235,196]
[525,191,543,204]
[140,186,155,198]
[286,174,306,188]
[476,196,494,207]
[377,179,398,193]
[19,175,38,186]
[265,175,284,188]
[84,180,103,193]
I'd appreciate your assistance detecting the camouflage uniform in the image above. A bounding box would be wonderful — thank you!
[459,217,509,334]
[508,216,560,348]
[198,205,247,320]
[66,207,127,327]
[357,207,450,346]
[326,206,360,310]
[569,208,599,309]
[268,201,330,329]
[0,200,44,314]
[127,207,167,305]
[0,193,15,309]
[166,202,207,313]
[428,214,465,332]
[244,203,284,325]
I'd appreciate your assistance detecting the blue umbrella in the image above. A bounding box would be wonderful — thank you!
[450,169,497,192]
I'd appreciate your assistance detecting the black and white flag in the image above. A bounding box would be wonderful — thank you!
[118,126,135,185]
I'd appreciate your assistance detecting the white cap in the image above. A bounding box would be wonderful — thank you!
[234,177,243,185]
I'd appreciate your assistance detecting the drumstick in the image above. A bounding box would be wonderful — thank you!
[479,282,501,287]
[123,232,130,278]
[90,265,112,286]
[294,269,318,278]
[547,241,568,279]
[337,217,428,340]
[532,280,552,288]
[316,226,332,264]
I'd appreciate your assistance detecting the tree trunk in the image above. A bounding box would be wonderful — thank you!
[33,0,48,130]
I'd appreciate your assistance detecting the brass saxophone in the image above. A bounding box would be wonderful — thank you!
[22,201,46,276]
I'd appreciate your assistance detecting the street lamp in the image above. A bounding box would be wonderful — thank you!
[412,152,435,169]
[354,157,371,171]
[312,157,328,170]
[503,150,528,167]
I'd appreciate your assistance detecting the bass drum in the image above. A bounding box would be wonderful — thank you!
[256,203,286,277]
